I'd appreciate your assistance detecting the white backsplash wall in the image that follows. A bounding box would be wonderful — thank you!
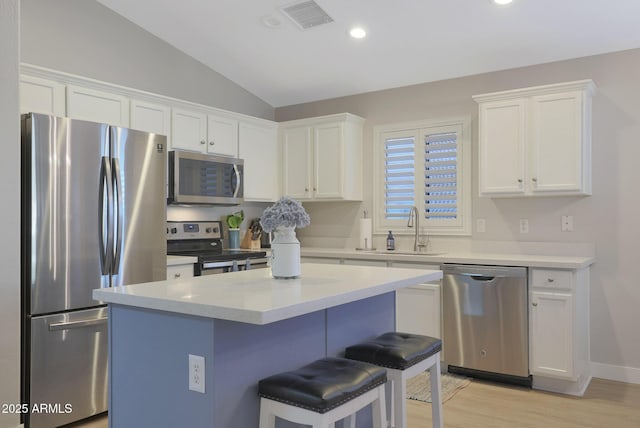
[168,202,271,248]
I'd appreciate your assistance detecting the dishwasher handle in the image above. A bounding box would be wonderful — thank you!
[443,264,527,279]
[466,274,496,282]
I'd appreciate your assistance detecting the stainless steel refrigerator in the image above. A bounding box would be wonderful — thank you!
[21,113,167,428]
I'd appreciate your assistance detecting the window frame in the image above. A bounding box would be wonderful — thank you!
[373,117,472,236]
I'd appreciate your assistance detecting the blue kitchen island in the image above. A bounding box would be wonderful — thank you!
[93,263,442,428]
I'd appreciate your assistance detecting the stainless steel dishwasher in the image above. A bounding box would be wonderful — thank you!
[442,264,531,386]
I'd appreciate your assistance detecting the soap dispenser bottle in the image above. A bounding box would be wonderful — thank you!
[386,231,395,251]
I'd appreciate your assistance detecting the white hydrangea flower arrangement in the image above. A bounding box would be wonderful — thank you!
[259,197,310,233]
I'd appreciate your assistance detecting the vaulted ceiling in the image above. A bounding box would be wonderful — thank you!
[97,0,640,107]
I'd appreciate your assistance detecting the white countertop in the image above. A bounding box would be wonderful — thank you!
[166,255,198,266]
[93,263,442,325]
[301,248,594,269]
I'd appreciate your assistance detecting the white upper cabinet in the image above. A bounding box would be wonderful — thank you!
[281,125,313,200]
[171,108,238,157]
[238,120,279,202]
[130,99,171,139]
[66,85,130,126]
[474,80,595,197]
[170,108,207,152]
[20,75,66,116]
[280,113,364,201]
[207,115,238,157]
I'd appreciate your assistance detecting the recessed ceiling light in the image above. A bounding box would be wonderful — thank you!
[261,15,282,29]
[349,27,367,39]
[492,0,513,5]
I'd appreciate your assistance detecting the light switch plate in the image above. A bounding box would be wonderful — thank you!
[519,219,529,234]
[561,215,574,232]
[476,218,486,233]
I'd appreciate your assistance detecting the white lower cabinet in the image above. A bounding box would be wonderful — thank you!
[300,257,341,264]
[529,267,590,395]
[390,262,441,339]
[530,290,574,378]
[396,283,441,339]
[167,263,194,281]
[342,259,387,267]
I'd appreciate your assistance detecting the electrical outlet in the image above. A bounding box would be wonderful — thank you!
[561,215,574,232]
[476,218,486,233]
[519,219,529,234]
[189,354,205,393]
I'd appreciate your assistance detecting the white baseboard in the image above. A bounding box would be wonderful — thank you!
[591,362,640,384]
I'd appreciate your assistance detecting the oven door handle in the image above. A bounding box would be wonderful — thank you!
[202,260,236,269]
[202,258,269,270]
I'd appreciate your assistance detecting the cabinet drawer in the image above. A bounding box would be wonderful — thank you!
[167,264,194,280]
[531,268,573,290]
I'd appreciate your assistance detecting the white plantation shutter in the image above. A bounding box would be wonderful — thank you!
[384,137,415,220]
[424,132,458,221]
[375,119,470,235]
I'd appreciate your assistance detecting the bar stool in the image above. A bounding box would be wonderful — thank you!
[345,332,443,428]
[258,357,387,428]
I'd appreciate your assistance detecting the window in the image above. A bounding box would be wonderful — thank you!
[373,118,471,235]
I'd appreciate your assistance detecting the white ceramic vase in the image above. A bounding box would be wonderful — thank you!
[270,226,300,278]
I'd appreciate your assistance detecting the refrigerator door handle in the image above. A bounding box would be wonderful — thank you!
[99,156,114,275]
[232,163,241,198]
[111,156,123,274]
[48,317,108,331]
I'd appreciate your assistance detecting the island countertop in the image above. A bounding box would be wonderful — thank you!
[93,263,442,325]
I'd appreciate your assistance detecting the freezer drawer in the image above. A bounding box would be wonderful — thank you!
[27,307,108,428]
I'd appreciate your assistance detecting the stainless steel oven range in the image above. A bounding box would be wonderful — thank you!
[167,221,268,275]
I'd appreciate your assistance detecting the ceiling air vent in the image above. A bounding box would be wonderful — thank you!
[280,0,334,30]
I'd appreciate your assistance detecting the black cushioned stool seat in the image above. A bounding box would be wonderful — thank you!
[258,357,388,428]
[344,332,442,370]
[345,332,444,428]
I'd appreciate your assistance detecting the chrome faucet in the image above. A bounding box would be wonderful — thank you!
[407,206,425,252]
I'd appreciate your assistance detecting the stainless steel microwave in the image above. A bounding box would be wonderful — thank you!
[168,150,244,205]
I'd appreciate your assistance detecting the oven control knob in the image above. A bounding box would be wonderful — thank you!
[212,227,218,233]
[206,227,212,233]
[170,227,177,234]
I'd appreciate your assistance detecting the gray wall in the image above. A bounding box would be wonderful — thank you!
[276,49,640,377]
[0,2,21,427]
[20,0,275,120]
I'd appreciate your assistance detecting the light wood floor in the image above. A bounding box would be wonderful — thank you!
[70,378,640,427]
[409,378,640,428]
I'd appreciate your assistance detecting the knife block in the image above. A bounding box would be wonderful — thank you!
[241,230,262,250]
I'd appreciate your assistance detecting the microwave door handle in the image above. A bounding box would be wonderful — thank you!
[99,156,114,275]
[232,164,241,198]
[111,156,123,274]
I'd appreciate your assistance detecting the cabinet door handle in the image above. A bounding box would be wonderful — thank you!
[209,141,215,146]
[532,302,538,307]
[200,140,206,145]
[174,273,181,279]
[304,188,309,192]
[547,278,555,283]
[517,179,523,183]
[532,177,538,182]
